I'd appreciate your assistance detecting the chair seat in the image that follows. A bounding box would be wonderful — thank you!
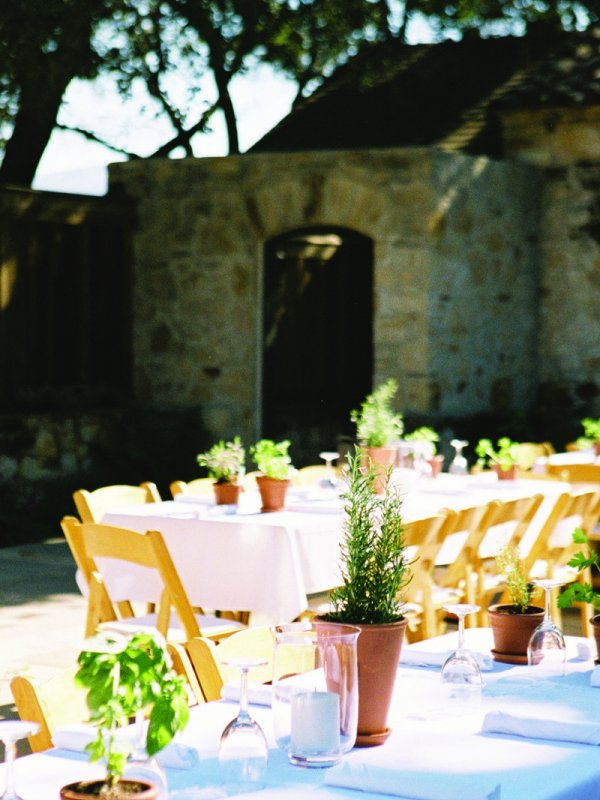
[99,611,245,642]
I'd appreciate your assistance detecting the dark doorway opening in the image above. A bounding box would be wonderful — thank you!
[262,227,374,466]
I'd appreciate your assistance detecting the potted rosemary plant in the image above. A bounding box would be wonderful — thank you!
[249,438,294,511]
[321,446,411,745]
[487,543,544,663]
[197,436,245,505]
[60,631,190,800]
[350,378,404,492]
[475,437,521,479]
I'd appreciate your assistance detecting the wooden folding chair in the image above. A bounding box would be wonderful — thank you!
[70,518,245,642]
[546,463,600,485]
[516,488,600,636]
[73,482,161,524]
[401,510,465,641]
[169,478,215,498]
[10,668,88,753]
[471,494,545,625]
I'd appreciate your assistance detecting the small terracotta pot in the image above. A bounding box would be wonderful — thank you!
[255,475,290,512]
[594,442,600,456]
[428,454,444,478]
[492,464,518,480]
[353,618,408,745]
[361,446,397,493]
[590,615,600,662]
[213,482,242,505]
[488,604,545,663]
[60,779,159,800]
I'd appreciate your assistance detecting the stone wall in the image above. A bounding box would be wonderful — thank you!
[109,147,542,445]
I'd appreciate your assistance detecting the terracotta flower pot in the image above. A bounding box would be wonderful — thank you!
[428,454,444,478]
[353,617,408,745]
[213,482,242,506]
[492,463,518,480]
[60,779,159,800]
[594,442,600,456]
[361,446,397,494]
[590,615,600,663]
[255,475,290,512]
[488,604,545,663]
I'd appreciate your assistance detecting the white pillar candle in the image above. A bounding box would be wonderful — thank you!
[291,691,340,753]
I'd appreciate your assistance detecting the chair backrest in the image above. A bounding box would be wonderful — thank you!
[293,465,339,487]
[79,520,202,640]
[435,502,492,591]
[61,515,119,622]
[475,493,545,562]
[546,463,600,484]
[175,626,277,703]
[513,442,555,470]
[170,477,215,498]
[73,482,161,523]
[10,668,88,753]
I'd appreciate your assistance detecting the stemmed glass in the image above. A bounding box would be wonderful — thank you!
[440,604,482,708]
[319,451,339,488]
[449,440,469,476]
[0,720,39,800]
[527,579,566,675]
[218,657,268,794]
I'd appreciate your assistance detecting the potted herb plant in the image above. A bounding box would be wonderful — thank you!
[197,436,245,505]
[487,543,544,664]
[60,631,190,800]
[558,528,600,659]
[350,378,404,492]
[475,436,521,480]
[581,417,600,455]
[249,438,294,511]
[320,446,411,746]
[405,425,444,477]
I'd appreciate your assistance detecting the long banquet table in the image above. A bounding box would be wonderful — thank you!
[8,628,600,800]
[99,473,574,624]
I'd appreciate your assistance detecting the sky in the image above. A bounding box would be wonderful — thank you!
[32,64,298,195]
[30,14,438,197]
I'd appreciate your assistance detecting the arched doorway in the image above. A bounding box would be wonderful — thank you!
[262,226,374,465]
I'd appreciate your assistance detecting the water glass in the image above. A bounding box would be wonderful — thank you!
[272,621,359,768]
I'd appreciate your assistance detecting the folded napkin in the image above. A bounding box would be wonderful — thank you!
[53,724,200,769]
[220,681,273,706]
[481,711,600,746]
[400,648,494,671]
[325,753,500,800]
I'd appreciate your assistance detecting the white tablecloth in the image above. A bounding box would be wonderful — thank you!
[102,496,344,623]
[9,629,600,800]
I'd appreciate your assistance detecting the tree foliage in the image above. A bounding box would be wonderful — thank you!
[0,0,596,187]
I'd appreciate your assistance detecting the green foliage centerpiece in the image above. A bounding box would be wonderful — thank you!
[322,447,411,745]
[197,437,245,505]
[60,631,189,800]
[250,438,294,511]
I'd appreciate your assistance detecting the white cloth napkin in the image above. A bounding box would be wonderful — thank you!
[325,752,501,799]
[220,681,273,706]
[400,648,494,671]
[53,724,200,769]
[481,710,600,746]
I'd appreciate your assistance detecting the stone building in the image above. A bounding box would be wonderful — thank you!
[109,26,600,461]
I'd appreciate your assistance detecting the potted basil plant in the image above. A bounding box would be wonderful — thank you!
[581,417,600,455]
[320,446,411,745]
[249,438,294,511]
[197,436,245,505]
[558,528,600,659]
[475,437,521,479]
[60,631,190,800]
[405,426,444,477]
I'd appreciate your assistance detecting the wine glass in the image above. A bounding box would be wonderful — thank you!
[123,710,168,799]
[440,604,482,708]
[527,579,566,676]
[449,440,469,476]
[218,656,268,794]
[319,451,339,488]
[0,720,39,800]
